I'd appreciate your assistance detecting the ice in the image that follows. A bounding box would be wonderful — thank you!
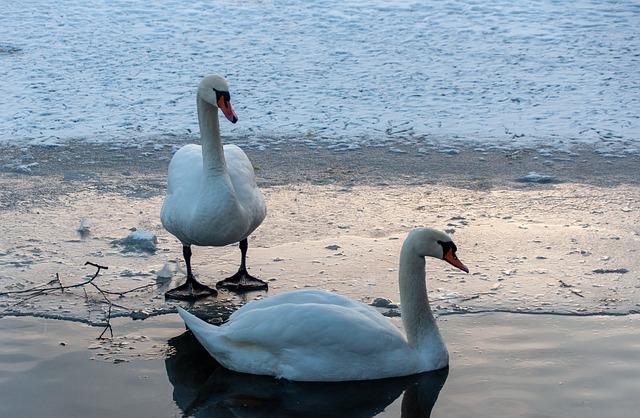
[77,218,91,239]
[156,259,174,281]
[433,292,462,301]
[2,0,639,154]
[3,162,38,174]
[516,172,557,184]
[112,230,158,254]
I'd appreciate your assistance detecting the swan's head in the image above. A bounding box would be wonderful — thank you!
[198,75,238,124]
[408,228,469,273]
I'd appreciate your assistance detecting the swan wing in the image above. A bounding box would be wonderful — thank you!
[217,293,416,381]
[161,144,265,245]
[229,289,393,330]
[161,144,203,242]
[223,144,266,232]
[165,144,203,197]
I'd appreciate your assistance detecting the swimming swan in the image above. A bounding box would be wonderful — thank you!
[177,228,469,381]
[161,75,267,300]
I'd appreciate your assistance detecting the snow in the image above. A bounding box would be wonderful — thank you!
[1,0,639,154]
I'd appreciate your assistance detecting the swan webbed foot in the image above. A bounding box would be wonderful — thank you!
[216,269,268,292]
[165,276,218,300]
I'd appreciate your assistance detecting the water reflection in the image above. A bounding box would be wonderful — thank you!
[165,332,448,418]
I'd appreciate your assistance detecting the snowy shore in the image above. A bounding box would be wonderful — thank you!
[0,142,638,324]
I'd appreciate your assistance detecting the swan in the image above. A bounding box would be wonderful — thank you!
[165,330,448,417]
[177,227,469,381]
[161,75,267,300]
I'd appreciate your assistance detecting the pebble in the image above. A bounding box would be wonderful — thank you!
[592,268,629,274]
[370,297,398,308]
[382,309,401,317]
[131,310,151,320]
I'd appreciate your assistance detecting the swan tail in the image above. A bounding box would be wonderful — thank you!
[177,307,235,367]
[176,306,219,338]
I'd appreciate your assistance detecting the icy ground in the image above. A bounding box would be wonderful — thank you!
[1,0,639,153]
[0,177,638,325]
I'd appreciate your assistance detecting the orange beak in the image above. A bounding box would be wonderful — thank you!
[444,251,469,273]
[217,96,238,124]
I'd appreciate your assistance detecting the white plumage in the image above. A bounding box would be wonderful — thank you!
[178,228,469,381]
[161,74,267,299]
[161,143,265,247]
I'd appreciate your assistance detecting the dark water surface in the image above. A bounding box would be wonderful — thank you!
[0,313,638,418]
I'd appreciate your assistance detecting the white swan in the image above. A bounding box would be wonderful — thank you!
[161,75,267,300]
[177,228,469,381]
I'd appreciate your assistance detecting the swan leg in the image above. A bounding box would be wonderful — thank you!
[216,239,268,291]
[166,246,218,300]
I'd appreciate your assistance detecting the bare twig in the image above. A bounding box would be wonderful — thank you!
[558,279,584,298]
[55,273,64,293]
[98,283,156,297]
[98,305,113,339]
[0,262,156,338]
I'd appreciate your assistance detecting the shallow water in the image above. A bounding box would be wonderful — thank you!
[1,313,638,417]
[2,0,639,152]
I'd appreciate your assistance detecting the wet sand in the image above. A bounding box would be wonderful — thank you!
[1,313,638,418]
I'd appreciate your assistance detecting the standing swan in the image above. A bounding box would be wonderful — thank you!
[161,75,267,300]
[177,228,469,381]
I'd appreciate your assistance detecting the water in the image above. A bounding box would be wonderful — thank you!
[1,313,638,417]
[2,0,639,152]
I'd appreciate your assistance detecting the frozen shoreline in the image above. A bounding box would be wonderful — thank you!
[0,142,638,324]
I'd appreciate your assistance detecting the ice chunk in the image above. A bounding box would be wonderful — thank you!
[112,229,157,253]
[516,172,557,184]
[156,260,174,280]
[77,218,91,239]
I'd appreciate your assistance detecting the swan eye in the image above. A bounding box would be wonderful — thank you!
[437,240,458,259]
[213,88,231,104]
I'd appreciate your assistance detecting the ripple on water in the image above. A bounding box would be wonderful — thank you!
[1,0,639,153]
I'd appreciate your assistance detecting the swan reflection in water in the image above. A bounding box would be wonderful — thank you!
[165,332,448,418]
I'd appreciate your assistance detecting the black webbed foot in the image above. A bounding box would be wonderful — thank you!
[216,270,268,292]
[165,276,218,300]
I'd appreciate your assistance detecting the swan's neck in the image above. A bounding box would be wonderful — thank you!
[197,95,226,175]
[398,242,439,349]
